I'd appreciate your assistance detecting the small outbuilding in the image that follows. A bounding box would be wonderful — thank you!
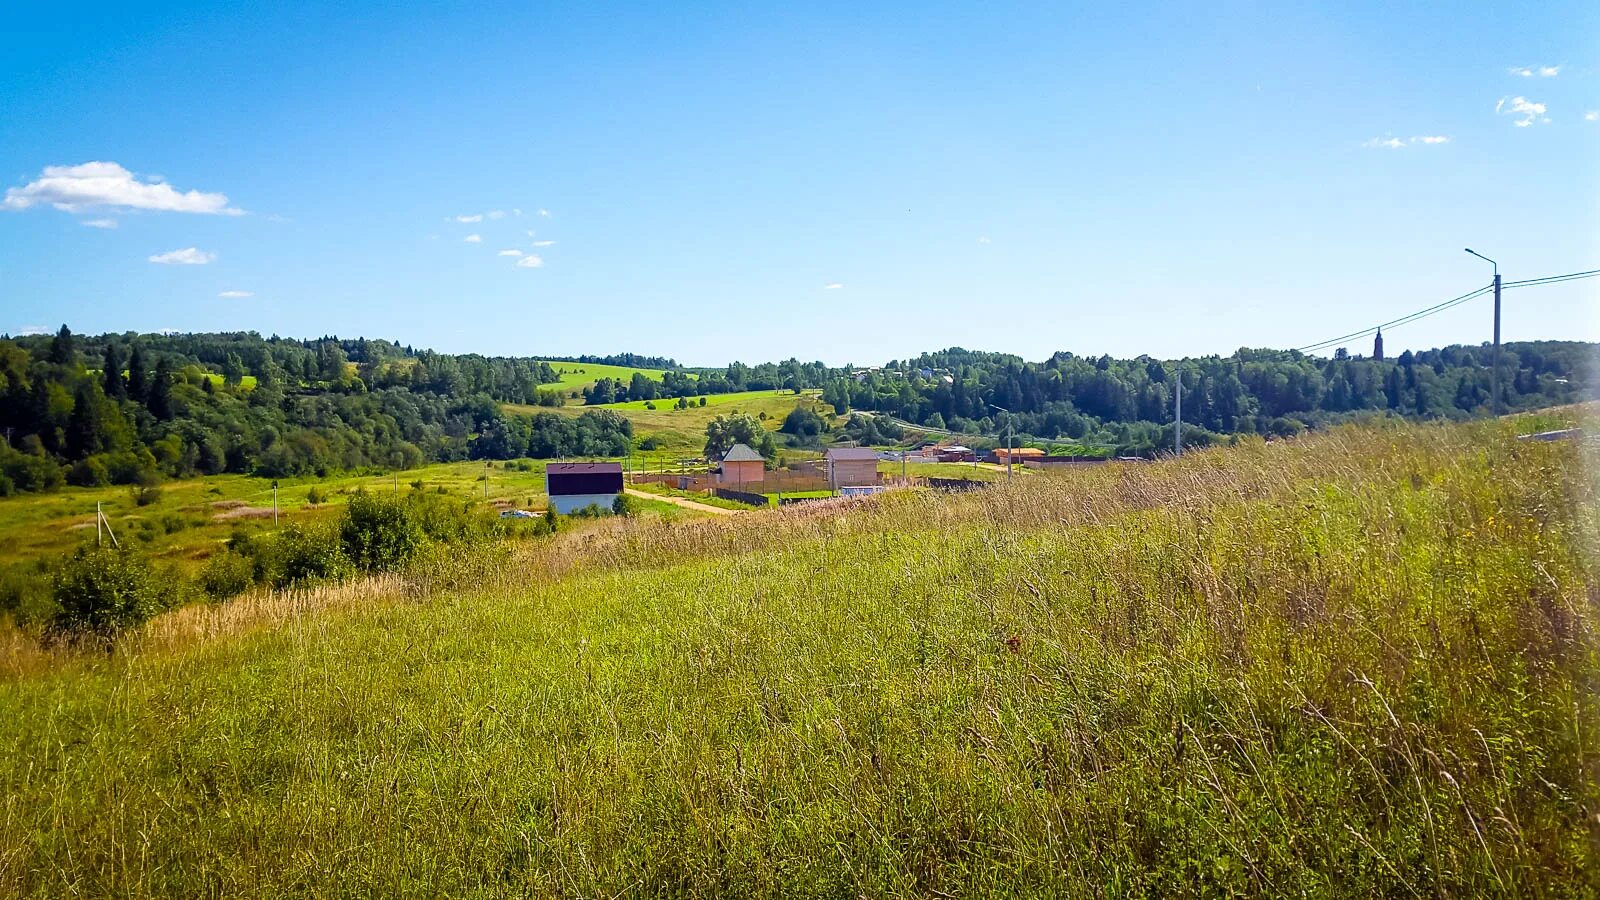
[546,462,624,515]
[824,447,880,489]
[990,447,1046,464]
[718,443,765,484]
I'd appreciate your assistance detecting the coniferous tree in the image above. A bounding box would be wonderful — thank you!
[126,345,149,402]
[149,357,175,420]
[48,325,75,366]
[102,343,126,399]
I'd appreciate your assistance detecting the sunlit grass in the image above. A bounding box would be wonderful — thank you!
[0,411,1595,895]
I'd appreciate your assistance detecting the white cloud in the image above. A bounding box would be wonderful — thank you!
[1587,111,1599,122]
[512,208,523,216]
[81,218,118,229]
[464,233,482,243]
[537,208,551,218]
[3,162,241,215]
[487,210,506,220]
[1496,96,1549,126]
[18,325,49,336]
[823,282,843,290]
[218,290,253,298]
[531,239,555,247]
[977,236,992,244]
[1509,65,1561,77]
[148,247,215,265]
[498,249,523,257]
[453,214,482,223]
[1363,135,1451,149]
[516,255,544,268]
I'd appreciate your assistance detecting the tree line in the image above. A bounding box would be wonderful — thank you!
[0,327,631,494]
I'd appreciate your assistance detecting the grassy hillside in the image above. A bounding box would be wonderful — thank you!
[507,389,831,453]
[0,412,1596,895]
[535,360,672,391]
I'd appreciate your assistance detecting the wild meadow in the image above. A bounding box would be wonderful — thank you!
[0,411,1595,896]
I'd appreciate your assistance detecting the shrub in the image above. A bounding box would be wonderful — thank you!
[305,486,325,505]
[340,492,425,572]
[48,547,175,643]
[263,524,353,588]
[612,494,637,517]
[68,457,111,487]
[199,550,255,601]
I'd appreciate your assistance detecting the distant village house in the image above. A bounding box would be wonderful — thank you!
[717,443,765,484]
[824,447,880,489]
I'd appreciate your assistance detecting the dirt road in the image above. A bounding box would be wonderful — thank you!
[624,488,742,516]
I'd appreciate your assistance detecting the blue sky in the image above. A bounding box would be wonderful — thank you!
[2,1,1596,366]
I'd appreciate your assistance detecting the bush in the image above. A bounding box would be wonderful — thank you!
[612,494,637,517]
[68,457,111,487]
[48,547,175,643]
[266,524,354,588]
[199,550,255,601]
[305,486,325,505]
[340,492,425,572]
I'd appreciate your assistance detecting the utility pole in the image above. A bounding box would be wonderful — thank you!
[96,501,102,547]
[1466,249,1502,414]
[1492,270,1503,414]
[1174,373,1183,457]
[272,480,279,526]
[484,459,490,499]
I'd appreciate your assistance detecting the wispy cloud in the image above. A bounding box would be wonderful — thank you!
[1587,111,1599,122]
[464,233,482,243]
[487,210,506,220]
[3,162,242,215]
[976,236,992,244]
[1496,96,1549,126]
[537,208,551,218]
[498,249,523,257]
[218,290,253,298]
[17,325,49,336]
[148,247,215,265]
[531,239,556,247]
[823,282,843,290]
[1363,135,1451,149]
[516,255,544,268]
[1509,65,1560,77]
[452,214,482,223]
[81,218,118,229]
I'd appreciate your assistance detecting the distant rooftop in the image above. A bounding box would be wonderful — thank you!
[546,462,622,474]
[825,447,880,461]
[720,443,764,462]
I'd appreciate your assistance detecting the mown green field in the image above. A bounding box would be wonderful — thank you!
[534,360,673,391]
[0,411,1596,895]
[507,389,832,453]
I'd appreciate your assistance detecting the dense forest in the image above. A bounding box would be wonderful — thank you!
[0,327,1593,495]
[818,342,1597,450]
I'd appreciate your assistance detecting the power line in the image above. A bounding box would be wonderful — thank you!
[1502,268,1600,289]
[1295,283,1494,355]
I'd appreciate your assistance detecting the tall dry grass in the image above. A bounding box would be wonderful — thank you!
[0,412,1595,896]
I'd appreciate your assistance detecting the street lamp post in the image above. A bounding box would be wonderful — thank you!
[1464,248,1503,414]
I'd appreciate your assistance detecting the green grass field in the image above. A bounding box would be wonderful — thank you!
[1,411,1596,895]
[534,360,673,392]
[0,457,711,585]
[507,389,832,454]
